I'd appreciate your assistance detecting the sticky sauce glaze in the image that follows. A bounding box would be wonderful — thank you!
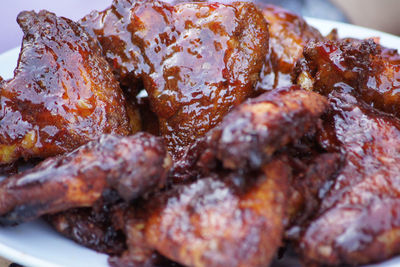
[81,0,269,158]
[0,10,135,164]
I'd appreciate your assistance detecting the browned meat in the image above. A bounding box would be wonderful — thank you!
[0,133,171,225]
[295,38,400,117]
[46,191,126,255]
[296,92,400,266]
[172,86,328,181]
[284,140,342,227]
[0,10,138,164]
[256,4,323,91]
[81,0,269,158]
[111,159,290,267]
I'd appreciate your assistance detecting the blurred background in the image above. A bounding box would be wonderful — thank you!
[1,0,400,53]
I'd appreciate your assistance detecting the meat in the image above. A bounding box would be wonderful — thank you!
[284,140,341,227]
[295,38,400,116]
[111,159,290,267]
[297,92,400,266]
[256,4,323,91]
[2,3,400,267]
[81,0,269,158]
[172,86,329,180]
[107,86,330,267]
[46,191,126,255]
[0,133,171,225]
[0,10,138,164]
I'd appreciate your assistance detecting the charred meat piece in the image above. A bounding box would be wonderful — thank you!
[46,191,126,255]
[0,133,171,225]
[256,4,323,91]
[297,92,400,266]
[295,38,400,117]
[0,10,138,164]
[173,86,328,180]
[284,139,342,227]
[81,0,269,158]
[112,159,290,267]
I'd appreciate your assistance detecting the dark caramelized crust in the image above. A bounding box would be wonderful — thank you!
[173,86,328,178]
[296,39,400,117]
[0,10,136,164]
[298,92,400,265]
[46,192,126,255]
[284,141,342,228]
[202,87,328,170]
[256,4,323,91]
[0,133,171,225]
[114,159,289,267]
[81,0,269,158]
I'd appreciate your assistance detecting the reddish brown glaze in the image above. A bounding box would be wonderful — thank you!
[81,0,269,158]
[113,159,289,267]
[298,92,400,265]
[0,10,137,164]
[0,133,171,225]
[172,86,328,180]
[296,39,400,117]
[256,4,323,91]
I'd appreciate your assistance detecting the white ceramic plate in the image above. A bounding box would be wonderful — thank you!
[0,18,400,267]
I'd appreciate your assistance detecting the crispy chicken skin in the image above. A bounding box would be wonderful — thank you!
[172,86,328,180]
[0,133,171,225]
[81,0,269,158]
[296,39,400,116]
[296,92,400,266]
[256,4,323,91]
[112,159,290,267]
[0,10,137,164]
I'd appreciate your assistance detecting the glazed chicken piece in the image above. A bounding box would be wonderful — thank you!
[295,38,400,116]
[111,159,290,267]
[0,133,171,225]
[106,87,331,267]
[0,10,139,164]
[81,0,269,158]
[295,92,400,266]
[256,4,323,91]
[172,86,328,180]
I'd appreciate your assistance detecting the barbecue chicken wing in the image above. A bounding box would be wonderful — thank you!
[0,10,138,164]
[111,159,290,267]
[296,92,400,266]
[172,86,329,180]
[81,0,269,158]
[256,4,323,91]
[0,133,171,225]
[295,38,400,116]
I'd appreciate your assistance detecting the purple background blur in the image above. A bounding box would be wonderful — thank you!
[0,0,347,54]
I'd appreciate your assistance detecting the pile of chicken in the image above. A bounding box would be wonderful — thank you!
[1,1,400,266]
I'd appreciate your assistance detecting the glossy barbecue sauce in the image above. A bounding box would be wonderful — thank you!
[0,10,134,164]
[81,0,269,159]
